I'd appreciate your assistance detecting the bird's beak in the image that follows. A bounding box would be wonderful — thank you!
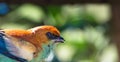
[54,36,65,43]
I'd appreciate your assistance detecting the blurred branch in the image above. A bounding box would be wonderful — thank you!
[111,4,120,62]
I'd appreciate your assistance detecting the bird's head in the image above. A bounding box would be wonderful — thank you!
[28,25,65,58]
[29,25,65,49]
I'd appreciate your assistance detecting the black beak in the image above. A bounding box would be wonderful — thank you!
[54,36,65,43]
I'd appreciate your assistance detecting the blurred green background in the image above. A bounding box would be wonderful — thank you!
[0,3,118,62]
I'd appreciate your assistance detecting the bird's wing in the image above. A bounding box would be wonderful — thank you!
[0,31,36,62]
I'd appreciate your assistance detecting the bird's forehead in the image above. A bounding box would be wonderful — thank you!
[31,26,60,36]
[47,28,60,36]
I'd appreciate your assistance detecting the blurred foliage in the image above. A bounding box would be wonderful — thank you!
[0,3,118,62]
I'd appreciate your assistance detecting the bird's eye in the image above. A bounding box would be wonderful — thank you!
[46,32,58,39]
[46,32,52,37]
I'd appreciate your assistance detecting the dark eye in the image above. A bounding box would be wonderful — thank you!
[46,32,52,38]
[46,32,57,39]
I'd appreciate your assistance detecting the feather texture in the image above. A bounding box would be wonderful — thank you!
[0,25,64,62]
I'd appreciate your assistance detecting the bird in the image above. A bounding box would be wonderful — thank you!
[0,25,64,62]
